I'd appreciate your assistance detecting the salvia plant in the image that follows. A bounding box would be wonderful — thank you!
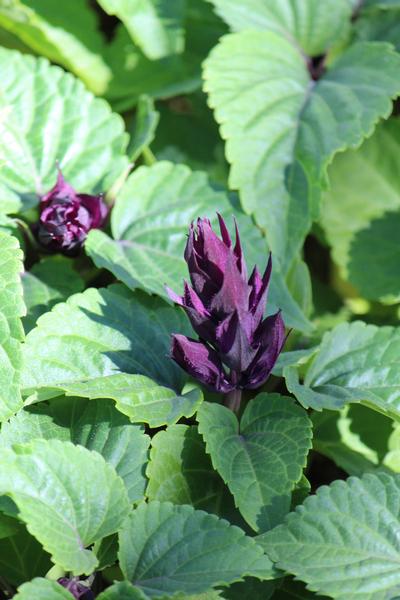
[2,1,400,599]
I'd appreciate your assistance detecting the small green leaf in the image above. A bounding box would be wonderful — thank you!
[0,0,111,93]
[22,256,84,333]
[13,578,73,600]
[0,399,150,503]
[207,0,351,55]
[0,48,128,210]
[146,424,228,512]
[127,95,160,161]
[259,472,400,599]
[85,161,312,333]
[97,0,185,59]
[197,395,312,532]
[0,439,131,574]
[0,232,25,421]
[119,501,275,597]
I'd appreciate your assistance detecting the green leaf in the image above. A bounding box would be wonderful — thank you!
[0,439,130,574]
[355,6,400,51]
[118,501,275,597]
[197,395,312,532]
[0,399,150,503]
[85,161,312,333]
[311,411,378,476]
[204,34,400,269]
[349,212,400,301]
[146,424,228,512]
[320,119,400,300]
[0,48,128,210]
[97,582,150,600]
[0,232,25,421]
[22,256,84,333]
[59,375,202,428]
[207,0,352,55]
[127,95,160,161]
[97,0,185,59]
[259,472,400,599]
[0,0,111,94]
[13,579,73,600]
[0,527,52,586]
[284,321,400,419]
[21,285,203,426]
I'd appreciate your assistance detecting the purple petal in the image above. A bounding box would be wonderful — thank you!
[41,168,77,206]
[171,334,233,393]
[217,213,232,247]
[209,252,250,316]
[241,310,286,389]
[79,194,108,228]
[248,253,272,326]
[215,311,257,372]
[165,286,184,306]
[233,217,247,278]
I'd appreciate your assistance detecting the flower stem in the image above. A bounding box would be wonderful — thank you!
[224,388,242,414]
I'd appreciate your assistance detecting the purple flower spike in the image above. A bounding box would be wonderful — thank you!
[168,215,287,395]
[37,168,108,255]
[58,577,94,599]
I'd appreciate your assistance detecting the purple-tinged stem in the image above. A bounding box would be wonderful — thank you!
[224,371,242,413]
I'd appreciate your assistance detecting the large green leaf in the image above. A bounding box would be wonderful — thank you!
[22,256,84,333]
[0,232,25,421]
[197,395,312,532]
[320,119,400,299]
[146,424,227,512]
[204,34,400,270]
[13,579,73,600]
[355,5,400,51]
[259,472,400,599]
[97,0,185,59]
[118,501,275,597]
[0,399,150,503]
[0,439,130,574]
[85,161,312,333]
[284,321,400,419]
[127,95,160,161]
[21,285,202,426]
[0,48,128,212]
[0,0,111,94]
[207,0,351,55]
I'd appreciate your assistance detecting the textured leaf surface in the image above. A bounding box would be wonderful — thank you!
[22,256,84,333]
[259,472,400,599]
[320,119,400,298]
[13,579,73,600]
[0,232,25,421]
[21,285,203,425]
[97,0,185,59]
[197,395,312,532]
[208,0,351,55]
[0,439,130,574]
[0,48,127,211]
[356,6,400,50]
[0,399,150,503]
[0,0,111,93]
[204,33,400,269]
[146,424,227,512]
[86,161,312,332]
[119,501,275,597]
[284,321,400,419]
